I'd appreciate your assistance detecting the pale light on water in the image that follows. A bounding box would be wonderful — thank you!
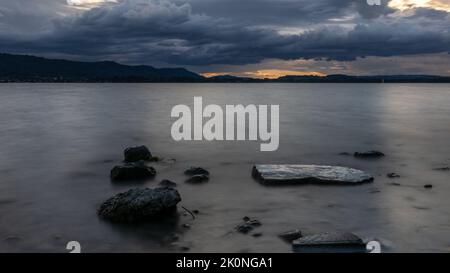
[0,83,450,252]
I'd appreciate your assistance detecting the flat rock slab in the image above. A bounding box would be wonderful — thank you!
[253,165,373,185]
[293,232,365,253]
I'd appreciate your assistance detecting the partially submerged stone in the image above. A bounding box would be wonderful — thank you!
[110,162,156,181]
[184,167,210,176]
[293,232,365,253]
[252,165,373,185]
[124,145,153,162]
[278,229,303,242]
[185,174,209,184]
[236,218,262,234]
[159,179,177,188]
[387,173,400,178]
[354,150,385,158]
[98,188,181,223]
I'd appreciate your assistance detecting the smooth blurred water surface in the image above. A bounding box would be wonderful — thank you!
[0,83,449,252]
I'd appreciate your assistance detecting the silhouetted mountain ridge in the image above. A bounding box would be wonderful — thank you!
[1,53,449,83]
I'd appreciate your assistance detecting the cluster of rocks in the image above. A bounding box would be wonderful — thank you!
[110,146,157,182]
[98,145,183,223]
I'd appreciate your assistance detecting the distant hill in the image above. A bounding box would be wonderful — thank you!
[0,53,204,82]
[1,53,450,83]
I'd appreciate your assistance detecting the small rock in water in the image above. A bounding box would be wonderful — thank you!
[354,151,385,158]
[124,145,153,162]
[193,210,200,214]
[110,162,156,181]
[433,166,450,171]
[424,184,433,189]
[252,233,263,238]
[98,188,181,223]
[252,165,373,185]
[293,232,365,253]
[278,229,303,242]
[389,182,401,186]
[182,223,191,229]
[235,218,262,234]
[184,167,210,176]
[159,179,177,188]
[243,216,250,222]
[185,174,209,184]
[387,173,401,178]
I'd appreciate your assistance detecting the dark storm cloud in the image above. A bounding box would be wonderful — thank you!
[0,0,449,66]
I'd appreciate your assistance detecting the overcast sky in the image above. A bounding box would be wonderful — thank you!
[0,0,449,77]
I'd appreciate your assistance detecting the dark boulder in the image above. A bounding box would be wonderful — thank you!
[110,162,156,181]
[98,188,181,223]
[184,167,210,176]
[354,151,385,158]
[124,145,153,162]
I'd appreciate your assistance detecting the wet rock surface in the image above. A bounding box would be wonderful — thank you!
[110,162,156,181]
[124,145,153,162]
[98,188,181,223]
[252,165,373,185]
[293,232,365,253]
[354,150,385,158]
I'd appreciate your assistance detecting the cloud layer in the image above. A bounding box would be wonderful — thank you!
[0,0,449,75]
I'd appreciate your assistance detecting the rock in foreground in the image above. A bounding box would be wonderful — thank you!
[124,145,153,162]
[252,165,373,185]
[293,232,365,253]
[98,188,181,223]
[110,162,156,181]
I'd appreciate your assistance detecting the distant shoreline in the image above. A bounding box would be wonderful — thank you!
[2,53,450,83]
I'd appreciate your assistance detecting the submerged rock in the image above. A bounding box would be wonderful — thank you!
[235,218,262,234]
[293,232,365,253]
[185,174,209,184]
[110,162,156,181]
[124,145,153,162]
[252,164,373,185]
[98,188,181,223]
[184,167,210,176]
[354,151,385,158]
[387,173,401,178]
[159,179,177,188]
[424,184,433,189]
[433,166,450,171]
[278,229,303,242]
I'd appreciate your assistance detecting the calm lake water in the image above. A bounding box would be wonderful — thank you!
[0,83,450,253]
